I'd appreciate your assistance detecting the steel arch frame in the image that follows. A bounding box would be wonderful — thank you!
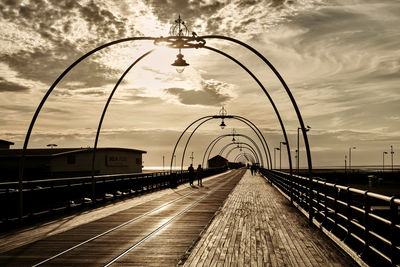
[219,142,260,164]
[202,134,263,168]
[235,153,255,164]
[17,34,311,220]
[173,115,271,171]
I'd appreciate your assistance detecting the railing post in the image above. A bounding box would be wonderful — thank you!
[323,181,328,225]
[344,187,352,242]
[390,197,398,266]
[308,176,314,225]
[360,191,370,261]
[316,181,320,222]
[331,184,338,232]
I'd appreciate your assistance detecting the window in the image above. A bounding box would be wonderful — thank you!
[67,155,76,164]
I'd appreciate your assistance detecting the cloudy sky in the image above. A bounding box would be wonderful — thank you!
[0,0,399,169]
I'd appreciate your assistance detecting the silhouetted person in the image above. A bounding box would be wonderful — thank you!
[196,164,203,187]
[188,164,194,186]
[250,164,255,176]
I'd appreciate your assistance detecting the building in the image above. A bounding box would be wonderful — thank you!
[0,146,146,181]
[0,139,14,149]
[207,155,228,169]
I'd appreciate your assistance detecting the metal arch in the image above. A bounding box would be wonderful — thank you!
[178,115,271,171]
[236,154,254,164]
[90,49,155,200]
[18,36,156,218]
[235,153,255,164]
[203,46,286,173]
[237,153,255,164]
[226,146,258,163]
[219,142,260,164]
[232,117,269,168]
[180,117,214,170]
[202,134,263,168]
[170,115,213,171]
[232,115,272,169]
[202,36,312,177]
[205,123,268,169]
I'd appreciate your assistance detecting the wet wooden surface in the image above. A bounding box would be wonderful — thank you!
[0,169,245,266]
[182,171,358,267]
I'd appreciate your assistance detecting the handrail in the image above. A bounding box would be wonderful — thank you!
[259,168,400,266]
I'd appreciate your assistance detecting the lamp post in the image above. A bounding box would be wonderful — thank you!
[383,151,388,174]
[345,154,347,174]
[280,141,287,171]
[297,125,310,173]
[349,146,356,171]
[274,148,280,170]
[219,106,227,129]
[190,152,194,165]
[162,155,165,171]
[390,145,394,172]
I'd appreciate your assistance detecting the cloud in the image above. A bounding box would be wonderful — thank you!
[0,77,29,92]
[165,79,233,106]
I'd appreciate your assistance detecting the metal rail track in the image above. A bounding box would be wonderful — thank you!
[31,170,240,266]
[103,170,243,266]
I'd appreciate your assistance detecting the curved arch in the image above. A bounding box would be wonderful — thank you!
[202,36,312,175]
[204,46,286,171]
[219,142,259,164]
[235,153,255,164]
[17,36,156,217]
[202,134,263,168]
[180,117,214,170]
[178,115,271,171]
[226,146,258,162]
[90,49,154,199]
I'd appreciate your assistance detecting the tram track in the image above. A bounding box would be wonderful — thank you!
[29,169,243,266]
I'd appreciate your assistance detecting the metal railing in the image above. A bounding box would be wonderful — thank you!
[260,169,400,266]
[0,167,227,230]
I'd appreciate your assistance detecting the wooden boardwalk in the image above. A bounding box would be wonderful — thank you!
[0,169,244,267]
[182,171,357,267]
[0,169,358,266]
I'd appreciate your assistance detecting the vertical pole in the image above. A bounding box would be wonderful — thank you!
[279,142,282,171]
[345,154,347,174]
[163,155,165,171]
[274,149,276,170]
[390,197,398,265]
[391,145,394,172]
[349,147,352,171]
[297,127,300,174]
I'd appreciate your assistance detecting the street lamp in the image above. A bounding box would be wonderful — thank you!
[232,128,236,143]
[345,154,347,174]
[297,125,310,173]
[219,106,227,129]
[280,141,287,171]
[349,146,356,171]
[274,148,280,170]
[170,15,190,73]
[383,151,388,174]
[190,151,194,165]
[390,145,394,172]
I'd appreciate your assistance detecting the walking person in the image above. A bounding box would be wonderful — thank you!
[188,164,194,186]
[250,164,254,176]
[196,164,203,187]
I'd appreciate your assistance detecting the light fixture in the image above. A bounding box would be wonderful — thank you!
[219,119,226,129]
[171,52,189,73]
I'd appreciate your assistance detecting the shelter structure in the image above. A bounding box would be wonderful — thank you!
[0,147,146,181]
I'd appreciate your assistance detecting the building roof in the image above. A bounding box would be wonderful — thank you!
[0,147,147,157]
[0,139,14,145]
[208,155,228,162]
